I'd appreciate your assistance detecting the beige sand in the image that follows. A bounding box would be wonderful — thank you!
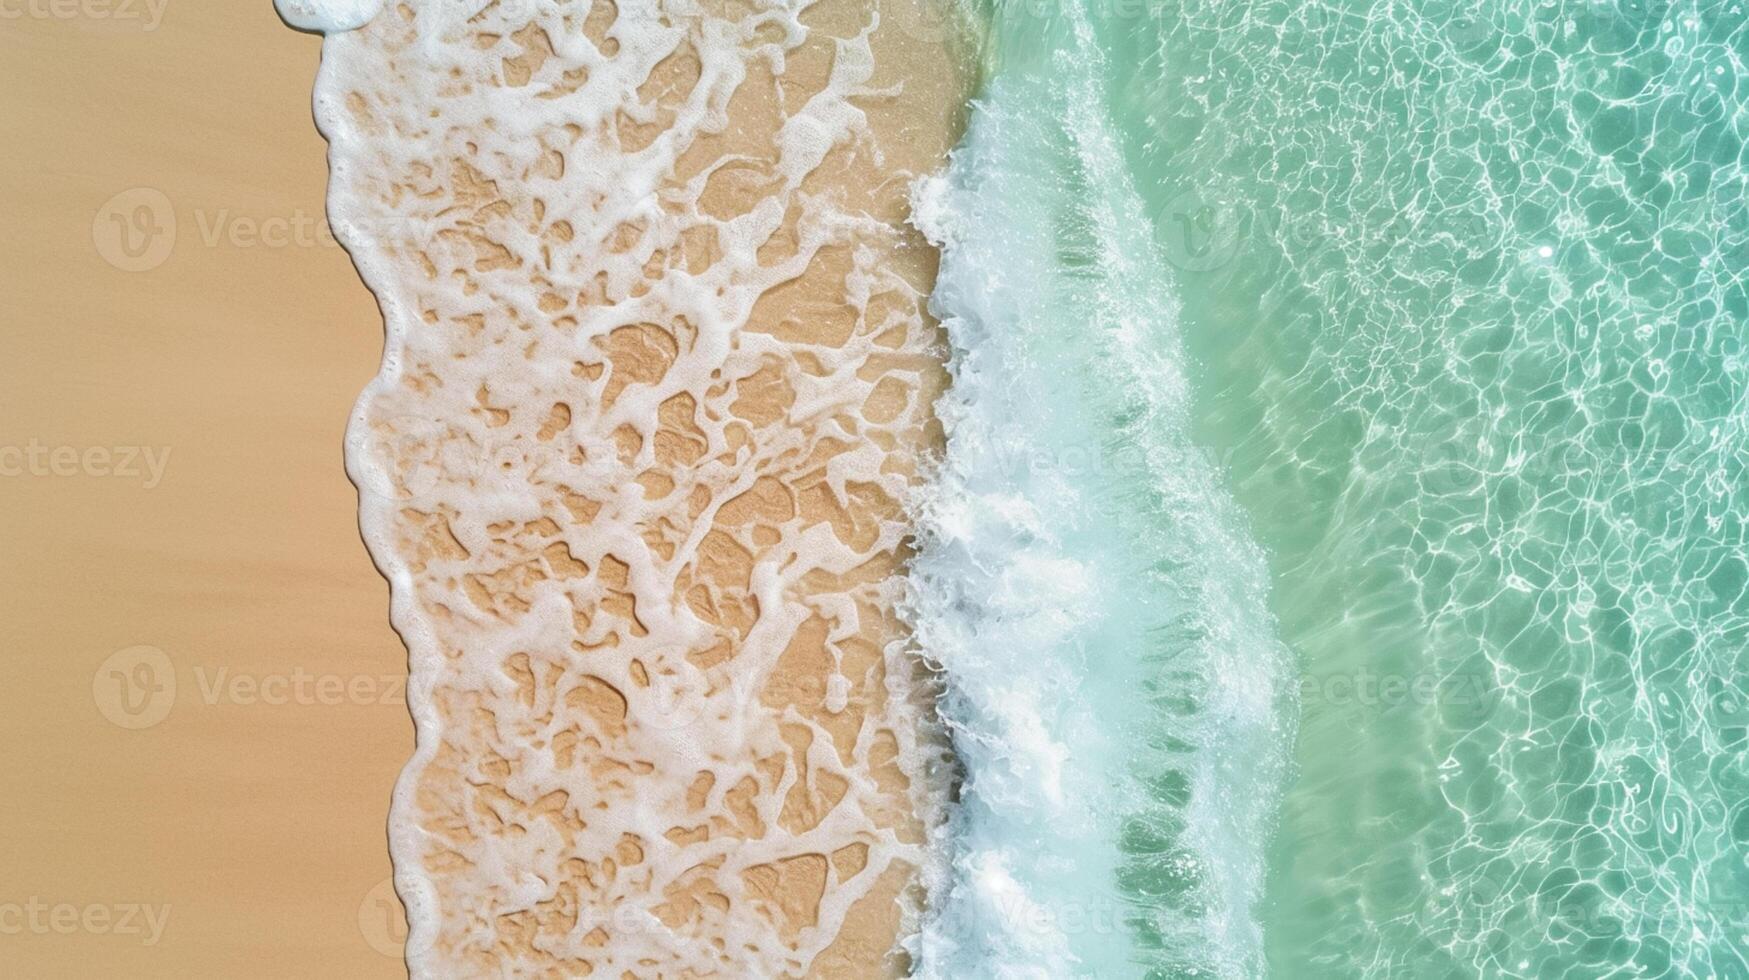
[1,0,969,975]
[0,3,411,977]
[323,0,974,973]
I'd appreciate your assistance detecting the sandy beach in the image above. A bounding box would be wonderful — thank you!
[318,0,973,973]
[1,3,409,977]
[1,0,969,974]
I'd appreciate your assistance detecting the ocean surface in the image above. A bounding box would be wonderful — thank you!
[912,0,1749,977]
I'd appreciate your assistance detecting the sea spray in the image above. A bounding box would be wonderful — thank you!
[905,3,1297,976]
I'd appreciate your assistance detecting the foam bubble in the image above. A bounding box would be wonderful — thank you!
[905,5,1295,977]
[298,0,968,973]
[274,0,380,33]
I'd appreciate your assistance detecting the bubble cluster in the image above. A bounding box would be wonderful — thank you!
[303,0,969,974]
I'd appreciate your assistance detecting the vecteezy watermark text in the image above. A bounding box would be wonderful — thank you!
[0,0,168,30]
[0,440,171,488]
[93,187,434,272]
[0,899,171,946]
[1299,668,1500,717]
[93,646,405,730]
[191,666,406,709]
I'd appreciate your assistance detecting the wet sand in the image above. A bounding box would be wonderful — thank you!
[317,0,973,973]
[1,0,971,975]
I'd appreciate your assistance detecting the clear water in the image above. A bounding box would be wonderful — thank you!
[919,0,1749,976]
[908,6,1294,976]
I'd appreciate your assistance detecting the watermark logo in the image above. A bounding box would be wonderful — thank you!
[191,667,406,709]
[92,645,176,730]
[92,188,175,273]
[1434,3,1496,51]
[0,0,169,31]
[94,188,433,273]
[638,661,713,732]
[350,414,582,504]
[1157,186,1246,274]
[192,209,340,251]
[1299,667,1502,720]
[93,646,406,730]
[0,440,172,488]
[888,0,953,44]
[891,0,1162,42]
[351,413,453,503]
[0,899,171,946]
[635,663,764,733]
[357,878,407,959]
[358,877,434,960]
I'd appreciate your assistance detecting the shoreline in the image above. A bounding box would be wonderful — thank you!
[307,0,975,973]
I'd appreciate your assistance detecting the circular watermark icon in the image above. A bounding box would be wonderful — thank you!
[351,413,450,503]
[92,188,176,272]
[359,876,436,960]
[357,877,408,958]
[93,645,176,730]
[887,0,954,44]
[637,660,716,732]
[1156,186,1246,273]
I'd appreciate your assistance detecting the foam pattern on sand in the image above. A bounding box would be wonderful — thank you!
[301,0,963,973]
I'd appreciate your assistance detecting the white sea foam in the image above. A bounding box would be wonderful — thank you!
[292,0,962,973]
[905,5,1296,977]
[273,0,380,33]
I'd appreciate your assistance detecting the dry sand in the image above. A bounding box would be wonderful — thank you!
[1,0,969,975]
[1,3,411,977]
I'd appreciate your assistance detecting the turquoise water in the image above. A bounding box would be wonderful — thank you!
[917,0,1749,976]
[908,6,1294,976]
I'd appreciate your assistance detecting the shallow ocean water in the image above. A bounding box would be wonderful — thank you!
[921,0,1749,976]
[908,5,1294,975]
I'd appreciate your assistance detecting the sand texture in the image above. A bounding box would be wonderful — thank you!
[318,0,970,973]
[0,4,410,977]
